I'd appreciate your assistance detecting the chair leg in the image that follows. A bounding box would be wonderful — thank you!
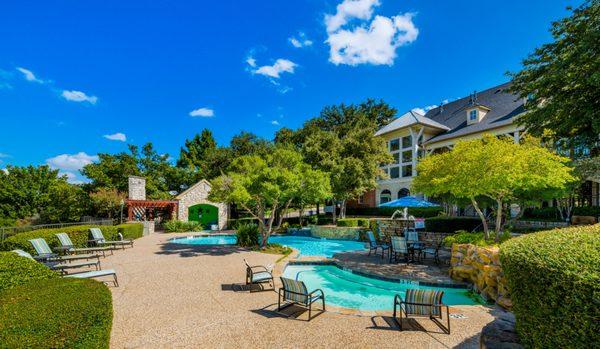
[322,296,326,311]
[308,302,312,321]
[113,274,119,287]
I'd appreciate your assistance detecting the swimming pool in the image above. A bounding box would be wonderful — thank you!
[282,264,476,311]
[169,234,366,257]
[169,235,237,245]
[268,235,366,258]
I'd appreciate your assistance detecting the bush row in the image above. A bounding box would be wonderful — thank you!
[336,218,370,227]
[522,206,600,221]
[345,206,443,218]
[0,251,113,348]
[163,220,203,233]
[424,216,481,233]
[500,224,600,348]
[0,223,143,254]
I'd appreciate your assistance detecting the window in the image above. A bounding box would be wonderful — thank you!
[390,139,400,152]
[358,195,364,204]
[390,166,400,179]
[393,152,400,164]
[398,188,410,198]
[402,165,412,177]
[380,190,392,204]
[469,109,478,121]
[402,150,412,163]
[402,135,412,149]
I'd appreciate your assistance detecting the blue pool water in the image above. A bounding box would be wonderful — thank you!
[169,234,366,257]
[268,235,366,258]
[169,235,237,245]
[283,265,476,310]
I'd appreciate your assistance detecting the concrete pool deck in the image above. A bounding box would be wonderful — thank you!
[104,232,502,348]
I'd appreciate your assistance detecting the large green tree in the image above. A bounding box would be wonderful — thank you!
[177,129,217,172]
[412,135,576,239]
[209,147,330,247]
[509,1,600,154]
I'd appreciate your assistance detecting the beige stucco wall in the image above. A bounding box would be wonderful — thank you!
[176,181,229,230]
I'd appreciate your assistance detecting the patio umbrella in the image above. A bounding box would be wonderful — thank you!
[378,196,440,208]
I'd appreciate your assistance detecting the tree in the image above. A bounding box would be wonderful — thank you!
[39,180,88,223]
[89,188,126,219]
[209,147,330,247]
[509,1,600,154]
[81,145,141,193]
[300,102,393,221]
[412,135,576,239]
[230,131,271,158]
[177,129,217,173]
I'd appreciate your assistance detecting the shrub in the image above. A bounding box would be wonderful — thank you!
[227,218,259,230]
[442,230,512,247]
[424,216,481,233]
[573,206,600,217]
[0,252,59,292]
[236,223,259,247]
[163,220,203,233]
[0,278,113,349]
[317,215,333,225]
[500,225,600,348]
[345,206,443,218]
[0,217,16,228]
[522,207,561,221]
[0,223,143,254]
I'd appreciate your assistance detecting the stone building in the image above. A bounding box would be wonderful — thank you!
[126,176,228,230]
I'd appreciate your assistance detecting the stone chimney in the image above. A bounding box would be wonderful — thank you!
[128,176,146,200]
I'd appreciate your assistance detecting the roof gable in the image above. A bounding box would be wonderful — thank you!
[175,179,212,199]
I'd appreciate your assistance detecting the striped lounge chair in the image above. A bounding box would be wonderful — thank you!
[393,289,450,334]
[89,228,134,249]
[12,250,118,286]
[12,249,100,273]
[244,259,274,290]
[29,238,100,263]
[55,232,113,257]
[278,277,325,321]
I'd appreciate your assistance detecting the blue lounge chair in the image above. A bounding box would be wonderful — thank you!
[393,289,450,333]
[244,259,274,289]
[366,231,390,259]
[29,238,100,263]
[89,228,134,249]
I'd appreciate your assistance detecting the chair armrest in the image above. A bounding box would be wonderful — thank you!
[309,288,325,297]
[394,294,403,306]
[248,265,270,273]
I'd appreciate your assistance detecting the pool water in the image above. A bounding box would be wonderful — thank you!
[268,235,366,258]
[282,265,476,310]
[169,235,237,245]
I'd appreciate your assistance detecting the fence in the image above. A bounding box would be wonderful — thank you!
[0,219,114,242]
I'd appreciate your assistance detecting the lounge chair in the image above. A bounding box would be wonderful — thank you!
[390,236,410,263]
[12,250,118,286]
[278,277,325,321]
[393,289,450,334]
[29,238,100,263]
[89,228,134,249]
[366,231,390,259]
[12,249,100,273]
[422,236,444,264]
[244,259,274,289]
[55,232,113,257]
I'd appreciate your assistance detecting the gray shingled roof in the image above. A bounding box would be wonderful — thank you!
[374,110,450,136]
[423,82,525,144]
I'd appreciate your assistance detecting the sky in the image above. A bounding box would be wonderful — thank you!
[0,0,580,183]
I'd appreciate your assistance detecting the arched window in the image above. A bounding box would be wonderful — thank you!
[380,190,392,204]
[398,188,410,198]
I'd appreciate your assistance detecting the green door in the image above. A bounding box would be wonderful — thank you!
[188,204,218,228]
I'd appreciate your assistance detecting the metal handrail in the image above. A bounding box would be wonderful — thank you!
[0,219,114,241]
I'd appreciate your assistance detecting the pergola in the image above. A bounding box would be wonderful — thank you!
[126,199,178,222]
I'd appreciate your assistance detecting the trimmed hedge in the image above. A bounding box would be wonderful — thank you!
[0,223,143,254]
[500,225,600,348]
[522,207,561,221]
[0,252,59,292]
[346,206,443,218]
[424,216,481,233]
[0,278,113,349]
[336,218,370,227]
[573,206,600,217]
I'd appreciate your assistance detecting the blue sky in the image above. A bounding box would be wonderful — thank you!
[0,0,578,182]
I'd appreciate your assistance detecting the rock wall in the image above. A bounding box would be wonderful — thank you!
[128,176,146,200]
[450,244,512,310]
[309,225,363,240]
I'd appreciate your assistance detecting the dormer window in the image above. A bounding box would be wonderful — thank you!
[469,109,478,121]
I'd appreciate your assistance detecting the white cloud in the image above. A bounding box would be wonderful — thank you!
[325,0,418,66]
[289,32,313,48]
[253,59,298,79]
[246,57,257,67]
[62,90,98,104]
[189,107,215,117]
[412,108,425,115]
[16,67,44,83]
[103,132,127,142]
[46,152,98,171]
[271,120,280,125]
